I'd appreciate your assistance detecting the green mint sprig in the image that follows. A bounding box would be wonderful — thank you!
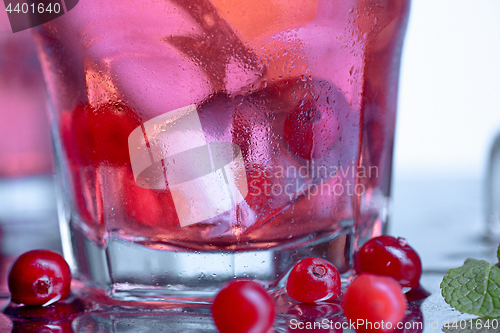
[441,245,500,318]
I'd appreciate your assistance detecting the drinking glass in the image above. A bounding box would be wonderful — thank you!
[32,0,410,303]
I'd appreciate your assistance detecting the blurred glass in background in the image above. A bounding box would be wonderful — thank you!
[391,0,500,272]
[485,132,500,242]
[0,30,51,177]
[0,13,60,269]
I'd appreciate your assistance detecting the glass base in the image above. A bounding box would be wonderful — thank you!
[65,220,360,305]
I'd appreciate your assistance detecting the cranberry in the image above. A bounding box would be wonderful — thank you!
[8,250,71,306]
[342,274,407,333]
[284,100,339,160]
[280,78,348,161]
[212,279,275,333]
[354,235,422,289]
[69,102,141,166]
[286,257,341,303]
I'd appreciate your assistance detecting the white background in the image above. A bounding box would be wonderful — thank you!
[391,0,500,269]
[394,0,500,178]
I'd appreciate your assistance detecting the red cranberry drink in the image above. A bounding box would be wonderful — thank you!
[33,0,410,302]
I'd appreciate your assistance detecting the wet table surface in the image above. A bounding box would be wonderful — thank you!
[0,174,496,332]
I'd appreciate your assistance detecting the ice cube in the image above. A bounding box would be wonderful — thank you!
[210,0,318,42]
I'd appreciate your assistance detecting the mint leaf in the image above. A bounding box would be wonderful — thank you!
[441,258,500,317]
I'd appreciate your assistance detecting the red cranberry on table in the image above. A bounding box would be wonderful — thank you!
[342,274,407,333]
[212,279,275,333]
[354,235,422,289]
[286,257,341,303]
[8,250,71,306]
